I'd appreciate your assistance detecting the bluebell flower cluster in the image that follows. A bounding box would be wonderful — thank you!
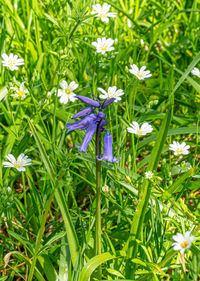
[66,95,120,163]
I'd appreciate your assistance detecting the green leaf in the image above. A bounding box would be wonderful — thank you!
[107,268,125,278]
[79,253,115,281]
[28,118,80,269]
[38,255,58,281]
[0,86,8,101]
[165,165,198,195]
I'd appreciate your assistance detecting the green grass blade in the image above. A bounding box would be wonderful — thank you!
[79,253,115,281]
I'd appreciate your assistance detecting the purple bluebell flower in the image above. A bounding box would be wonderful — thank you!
[72,107,94,119]
[102,98,116,109]
[76,95,100,107]
[76,122,98,154]
[66,94,119,156]
[97,133,120,163]
[66,113,97,133]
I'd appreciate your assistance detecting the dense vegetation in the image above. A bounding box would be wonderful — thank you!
[0,0,200,280]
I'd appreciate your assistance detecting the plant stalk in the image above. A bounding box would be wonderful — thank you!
[95,122,102,277]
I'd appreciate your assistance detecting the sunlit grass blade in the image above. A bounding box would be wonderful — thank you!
[79,253,115,281]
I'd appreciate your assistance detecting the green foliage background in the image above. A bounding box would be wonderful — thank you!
[0,0,200,280]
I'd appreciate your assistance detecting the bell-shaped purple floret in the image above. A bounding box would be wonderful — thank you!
[102,98,116,109]
[77,122,98,154]
[97,133,120,163]
[76,95,100,108]
[72,107,94,119]
[66,114,97,133]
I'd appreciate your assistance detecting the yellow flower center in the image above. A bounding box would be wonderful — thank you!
[17,90,25,97]
[14,163,21,169]
[101,44,108,51]
[137,71,142,78]
[176,148,183,154]
[65,88,71,95]
[136,129,144,135]
[180,241,189,249]
[8,60,15,67]
[100,12,107,18]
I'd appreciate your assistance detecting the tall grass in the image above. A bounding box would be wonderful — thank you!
[0,0,200,280]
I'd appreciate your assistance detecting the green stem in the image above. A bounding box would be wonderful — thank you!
[21,172,27,215]
[95,122,102,278]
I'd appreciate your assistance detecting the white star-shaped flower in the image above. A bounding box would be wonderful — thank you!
[2,153,32,172]
[57,80,78,104]
[191,67,200,78]
[2,53,24,71]
[98,86,124,102]
[145,171,154,179]
[102,185,109,192]
[127,121,153,136]
[92,37,115,55]
[91,3,116,23]
[10,82,28,99]
[169,141,190,155]
[172,231,195,254]
[129,64,152,80]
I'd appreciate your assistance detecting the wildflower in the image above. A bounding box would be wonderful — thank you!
[127,121,153,136]
[66,95,116,156]
[140,39,144,45]
[7,187,12,192]
[10,82,28,99]
[169,141,190,155]
[127,10,133,28]
[57,80,78,104]
[102,184,109,192]
[97,133,120,163]
[172,231,195,254]
[2,153,32,172]
[98,86,124,102]
[191,67,200,78]
[145,171,154,179]
[92,37,114,55]
[2,53,24,71]
[129,64,152,80]
[91,3,116,23]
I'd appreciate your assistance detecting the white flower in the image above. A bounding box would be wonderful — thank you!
[169,141,190,155]
[2,53,24,71]
[3,153,32,172]
[129,64,152,80]
[172,231,195,254]
[10,82,28,99]
[127,10,133,28]
[127,121,153,136]
[91,3,116,23]
[140,39,144,45]
[7,187,12,192]
[92,37,114,55]
[98,86,124,102]
[191,67,200,78]
[102,185,109,192]
[145,171,154,179]
[57,80,78,104]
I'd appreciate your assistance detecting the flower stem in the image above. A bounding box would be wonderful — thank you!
[22,172,27,214]
[95,122,102,277]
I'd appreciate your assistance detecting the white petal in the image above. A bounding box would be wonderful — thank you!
[60,80,68,89]
[6,154,16,162]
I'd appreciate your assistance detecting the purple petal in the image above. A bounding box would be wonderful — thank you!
[66,114,97,133]
[101,133,120,163]
[72,107,94,119]
[96,154,104,161]
[76,95,100,107]
[102,98,116,109]
[78,122,98,154]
